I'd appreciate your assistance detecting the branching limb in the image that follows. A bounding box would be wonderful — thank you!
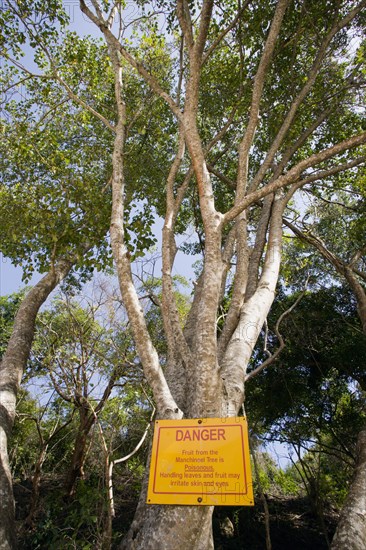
[104,33,182,419]
[177,0,194,50]
[202,0,251,64]
[4,3,115,133]
[218,211,249,361]
[53,72,116,132]
[283,220,366,333]
[218,225,237,305]
[220,197,285,414]
[236,0,290,196]
[249,0,366,191]
[80,0,183,122]
[207,164,235,189]
[245,195,274,300]
[194,0,215,61]
[224,132,366,224]
[162,129,193,370]
[295,155,366,188]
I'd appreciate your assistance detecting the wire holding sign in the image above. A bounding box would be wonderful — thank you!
[147,417,254,506]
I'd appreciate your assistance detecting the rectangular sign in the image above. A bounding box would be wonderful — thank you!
[147,417,254,506]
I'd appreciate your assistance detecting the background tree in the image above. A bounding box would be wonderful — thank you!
[281,179,366,548]
[0,3,166,544]
[246,285,366,546]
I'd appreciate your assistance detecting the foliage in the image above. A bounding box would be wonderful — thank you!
[247,284,366,514]
[0,289,27,357]
[254,452,301,497]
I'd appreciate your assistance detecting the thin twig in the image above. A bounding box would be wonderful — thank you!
[108,406,155,517]
[246,276,309,381]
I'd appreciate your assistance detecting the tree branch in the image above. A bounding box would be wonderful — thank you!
[249,0,366,191]
[236,0,290,196]
[108,406,155,517]
[224,132,366,224]
[284,220,366,333]
[202,0,251,65]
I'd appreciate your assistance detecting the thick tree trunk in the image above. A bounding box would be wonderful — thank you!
[120,426,215,550]
[121,467,214,550]
[0,259,73,549]
[331,427,366,550]
[121,505,214,550]
[0,443,16,550]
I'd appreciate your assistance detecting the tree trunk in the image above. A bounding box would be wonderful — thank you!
[25,444,49,528]
[0,259,74,549]
[331,427,366,550]
[119,432,215,550]
[64,410,95,497]
[121,506,214,550]
[0,442,16,550]
[121,473,214,550]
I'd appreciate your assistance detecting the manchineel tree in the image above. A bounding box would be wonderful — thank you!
[1,0,366,549]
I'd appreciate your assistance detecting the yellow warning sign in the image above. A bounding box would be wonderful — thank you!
[147,417,254,506]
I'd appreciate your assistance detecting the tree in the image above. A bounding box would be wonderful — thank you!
[282,193,366,547]
[0,4,115,544]
[1,283,153,548]
[1,1,366,548]
[246,285,366,546]
[32,294,130,497]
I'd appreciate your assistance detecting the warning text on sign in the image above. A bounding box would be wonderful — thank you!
[147,418,254,506]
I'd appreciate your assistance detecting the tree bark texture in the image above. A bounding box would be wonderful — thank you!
[331,427,366,550]
[0,260,73,549]
[121,503,214,550]
[121,465,214,550]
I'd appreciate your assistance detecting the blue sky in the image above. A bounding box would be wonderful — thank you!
[0,254,42,296]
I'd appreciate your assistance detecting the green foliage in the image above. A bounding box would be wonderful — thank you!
[10,287,152,548]
[0,289,27,357]
[26,482,105,549]
[0,0,69,60]
[9,390,42,480]
[254,452,301,497]
[2,0,365,545]
[1,46,113,280]
[247,284,365,513]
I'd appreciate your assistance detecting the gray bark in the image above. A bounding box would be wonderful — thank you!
[0,259,73,549]
[331,427,366,550]
[121,463,214,550]
[121,503,214,550]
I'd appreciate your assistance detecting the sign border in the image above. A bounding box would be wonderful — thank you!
[147,417,254,506]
